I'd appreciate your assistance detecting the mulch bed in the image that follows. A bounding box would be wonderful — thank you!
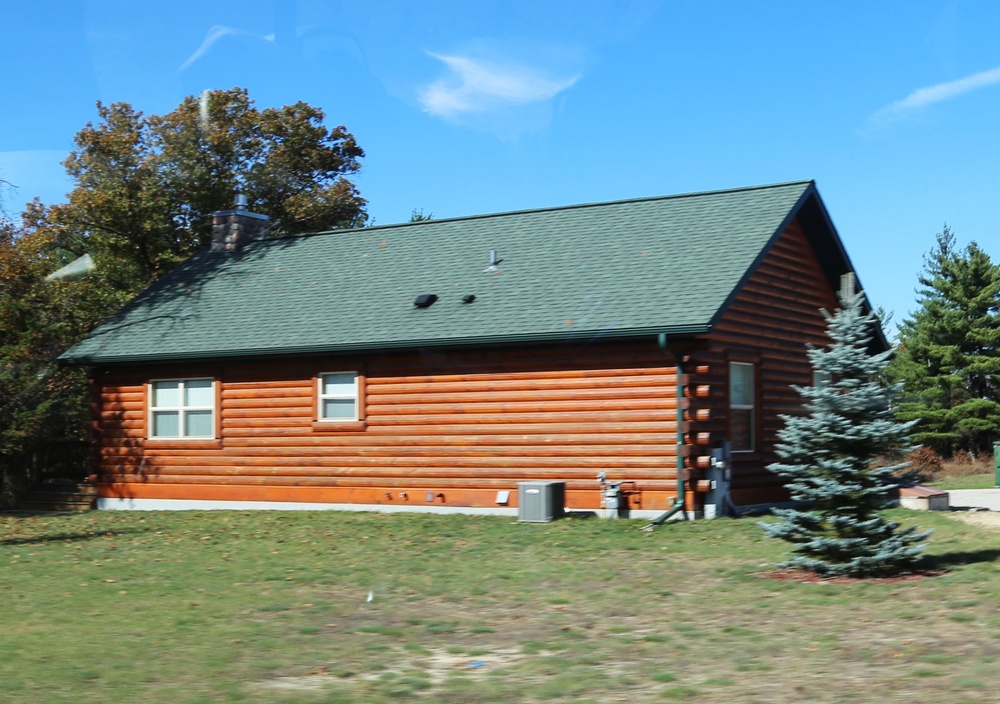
[755,568,947,584]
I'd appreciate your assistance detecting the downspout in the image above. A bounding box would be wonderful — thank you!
[642,333,689,527]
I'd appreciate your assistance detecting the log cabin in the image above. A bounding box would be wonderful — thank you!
[59,180,885,518]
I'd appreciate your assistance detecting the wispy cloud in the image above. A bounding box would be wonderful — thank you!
[420,52,580,119]
[179,25,275,72]
[870,64,1000,125]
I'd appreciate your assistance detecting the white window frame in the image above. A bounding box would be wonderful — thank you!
[317,371,360,422]
[729,362,755,452]
[148,377,216,439]
[813,370,832,389]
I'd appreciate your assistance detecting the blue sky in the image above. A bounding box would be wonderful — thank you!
[2,0,998,331]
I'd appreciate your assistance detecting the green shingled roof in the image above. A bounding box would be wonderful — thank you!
[60,180,822,365]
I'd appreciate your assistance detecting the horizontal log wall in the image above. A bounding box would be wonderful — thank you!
[92,341,682,511]
[90,218,843,512]
[693,218,840,505]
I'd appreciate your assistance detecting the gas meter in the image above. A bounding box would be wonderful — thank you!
[597,472,625,517]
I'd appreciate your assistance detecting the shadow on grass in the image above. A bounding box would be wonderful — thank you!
[1,526,153,547]
[917,548,1000,572]
[562,511,599,520]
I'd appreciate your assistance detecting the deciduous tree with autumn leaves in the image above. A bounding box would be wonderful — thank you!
[0,88,367,503]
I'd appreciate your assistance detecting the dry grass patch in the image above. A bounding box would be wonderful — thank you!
[909,447,995,490]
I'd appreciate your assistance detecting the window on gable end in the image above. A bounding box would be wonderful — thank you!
[813,370,832,389]
[729,362,755,451]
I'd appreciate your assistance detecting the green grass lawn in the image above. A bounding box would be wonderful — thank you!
[930,473,997,491]
[2,509,999,704]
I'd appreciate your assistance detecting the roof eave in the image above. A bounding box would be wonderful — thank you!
[793,187,890,352]
[703,182,890,353]
[58,324,712,366]
[706,181,817,330]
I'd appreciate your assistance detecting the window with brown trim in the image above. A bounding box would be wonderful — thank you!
[318,371,360,421]
[311,369,366,432]
[729,362,755,451]
[148,378,216,439]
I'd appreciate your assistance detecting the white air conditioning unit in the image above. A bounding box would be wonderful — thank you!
[517,481,566,522]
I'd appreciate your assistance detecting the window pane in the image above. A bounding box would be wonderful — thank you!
[322,398,356,420]
[152,381,180,408]
[185,410,214,437]
[813,370,832,389]
[152,411,179,437]
[185,380,214,406]
[731,409,752,451]
[730,363,753,406]
[322,373,356,396]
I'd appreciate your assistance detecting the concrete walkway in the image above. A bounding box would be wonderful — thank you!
[946,488,1000,512]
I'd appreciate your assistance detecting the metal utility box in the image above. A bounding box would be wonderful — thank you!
[995,441,1000,488]
[603,483,622,510]
[517,481,566,522]
[703,442,732,519]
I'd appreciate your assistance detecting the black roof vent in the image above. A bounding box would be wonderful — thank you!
[461,295,476,304]
[414,294,438,308]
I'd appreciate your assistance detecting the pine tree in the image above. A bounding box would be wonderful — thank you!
[888,227,1000,456]
[761,281,930,577]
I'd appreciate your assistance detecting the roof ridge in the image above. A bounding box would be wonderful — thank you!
[281,179,816,242]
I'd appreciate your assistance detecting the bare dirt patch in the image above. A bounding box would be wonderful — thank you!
[947,509,1000,530]
[254,674,334,692]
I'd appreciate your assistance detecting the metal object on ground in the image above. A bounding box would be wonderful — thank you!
[517,481,565,522]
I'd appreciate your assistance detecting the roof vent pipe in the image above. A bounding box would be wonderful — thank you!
[483,249,503,273]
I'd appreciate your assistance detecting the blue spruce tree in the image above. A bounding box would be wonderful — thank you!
[761,278,930,577]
